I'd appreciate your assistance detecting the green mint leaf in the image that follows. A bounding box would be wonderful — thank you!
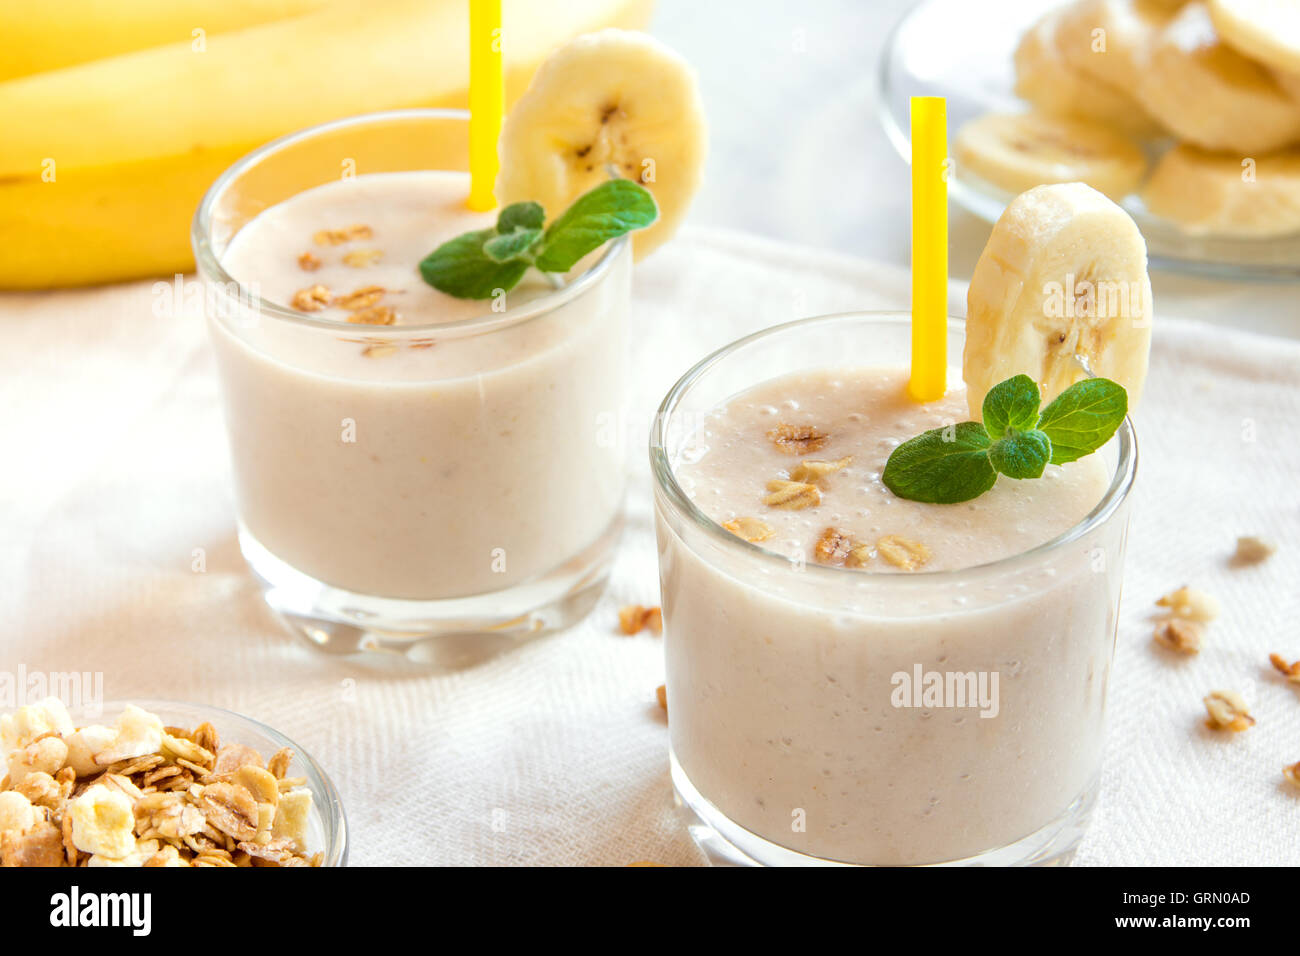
[482,228,542,263]
[419,229,528,300]
[988,428,1052,479]
[882,422,998,504]
[1036,378,1128,465]
[497,201,544,233]
[533,179,658,273]
[982,373,1041,441]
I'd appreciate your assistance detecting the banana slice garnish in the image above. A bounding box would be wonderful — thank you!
[955,111,1148,200]
[496,29,707,260]
[964,183,1154,421]
[1142,143,1300,236]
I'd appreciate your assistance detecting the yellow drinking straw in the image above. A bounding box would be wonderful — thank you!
[908,96,948,403]
[467,0,504,211]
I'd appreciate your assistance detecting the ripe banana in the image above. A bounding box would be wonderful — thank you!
[1137,1,1300,152]
[0,0,335,82]
[1142,143,1300,235]
[1207,0,1300,74]
[954,111,1148,200]
[1013,11,1160,137]
[1056,0,1175,95]
[964,183,1153,421]
[496,29,707,260]
[0,0,654,289]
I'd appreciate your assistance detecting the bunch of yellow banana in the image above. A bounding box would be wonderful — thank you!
[0,0,653,289]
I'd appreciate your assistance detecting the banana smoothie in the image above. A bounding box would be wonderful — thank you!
[660,366,1116,865]
[653,184,1148,865]
[212,169,631,601]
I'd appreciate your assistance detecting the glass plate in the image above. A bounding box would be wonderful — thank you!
[877,0,1300,279]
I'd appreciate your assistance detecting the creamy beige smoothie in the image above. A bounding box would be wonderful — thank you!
[211,170,630,601]
[657,364,1124,865]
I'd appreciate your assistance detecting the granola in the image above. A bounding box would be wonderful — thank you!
[618,605,663,636]
[789,456,852,487]
[0,699,322,867]
[335,285,387,311]
[876,535,931,571]
[1202,690,1255,733]
[342,248,383,268]
[1269,653,1300,684]
[767,424,829,455]
[297,251,321,272]
[1232,535,1277,565]
[1155,586,1220,622]
[1153,619,1202,655]
[313,224,373,246]
[290,284,332,312]
[722,516,775,543]
[347,306,398,326]
[763,479,820,510]
[813,527,853,566]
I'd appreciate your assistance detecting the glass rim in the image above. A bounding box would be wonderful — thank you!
[85,698,349,867]
[190,107,628,338]
[649,310,1139,589]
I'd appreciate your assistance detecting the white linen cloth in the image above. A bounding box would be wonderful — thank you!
[0,226,1297,866]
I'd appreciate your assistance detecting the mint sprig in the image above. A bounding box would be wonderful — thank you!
[882,375,1127,504]
[419,179,658,299]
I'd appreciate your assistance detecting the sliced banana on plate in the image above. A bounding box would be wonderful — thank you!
[1014,11,1161,137]
[1208,0,1300,74]
[1137,1,1300,152]
[954,111,1148,200]
[1056,0,1176,94]
[1142,143,1300,235]
[964,183,1153,421]
[496,28,707,260]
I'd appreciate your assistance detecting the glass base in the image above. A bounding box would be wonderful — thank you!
[670,751,1096,867]
[239,514,623,665]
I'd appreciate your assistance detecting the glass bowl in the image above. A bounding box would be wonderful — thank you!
[878,0,1300,279]
[69,699,348,867]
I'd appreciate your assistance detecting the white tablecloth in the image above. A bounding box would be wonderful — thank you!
[1,226,1297,865]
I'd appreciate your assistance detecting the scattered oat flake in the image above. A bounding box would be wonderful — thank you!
[764,479,820,510]
[767,423,828,455]
[722,516,774,543]
[290,284,332,312]
[618,605,662,636]
[342,248,383,268]
[1234,536,1277,565]
[789,456,852,487]
[1203,690,1255,732]
[1153,619,1202,655]
[655,685,667,712]
[877,535,930,571]
[297,252,321,272]
[1285,762,1300,788]
[814,527,853,566]
[347,305,397,326]
[1154,586,1219,622]
[1269,653,1300,683]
